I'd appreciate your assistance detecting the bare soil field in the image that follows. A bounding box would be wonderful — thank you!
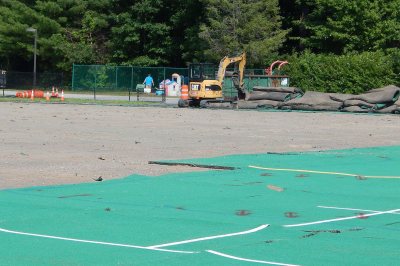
[1,102,400,189]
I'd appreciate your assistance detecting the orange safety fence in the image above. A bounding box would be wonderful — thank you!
[16,90,45,98]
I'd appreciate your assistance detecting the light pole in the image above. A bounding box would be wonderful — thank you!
[26,27,37,87]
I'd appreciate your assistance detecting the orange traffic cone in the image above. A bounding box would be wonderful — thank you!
[51,86,55,97]
[61,90,64,101]
[46,91,50,101]
[31,89,34,100]
[56,88,59,97]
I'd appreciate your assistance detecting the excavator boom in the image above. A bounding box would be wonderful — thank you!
[216,52,246,86]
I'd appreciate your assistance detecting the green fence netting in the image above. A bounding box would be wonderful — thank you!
[0,71,65,89]
[72,65,188,92]
[72,65,283,91]
[71,65,289,102]
[224,68,290,99]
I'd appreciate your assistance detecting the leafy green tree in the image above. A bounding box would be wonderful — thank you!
[35,0,112,70]
[199,0,288,66]
[292,0,400,54]
[163,0,206,66]
[1,0,207,70]
[109,0,171,66]
[108,0,206,66]
[0,0,60,71]
[278,0,312,54]
[4,0,397,75]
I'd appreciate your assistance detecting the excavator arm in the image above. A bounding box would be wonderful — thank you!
[216,52,246,89]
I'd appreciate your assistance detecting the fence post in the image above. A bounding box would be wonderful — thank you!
[136,67,140,101]
[162,67,166,102]
[72,64,75,91]
[61,72,64,88]
[129,66,133,101]
[94,65,97,100]
[115,66,118,91]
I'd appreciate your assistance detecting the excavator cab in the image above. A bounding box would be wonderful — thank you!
[187,63,223,105]
[189,63,217,82]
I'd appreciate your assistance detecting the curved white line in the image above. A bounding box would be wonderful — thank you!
[148,224,269,248]
[0,227,196,254]
[248,165,400,179]
[206,250,300,266]
[318,205,400,214]
[284,209,400,228]
[249,165,357,177]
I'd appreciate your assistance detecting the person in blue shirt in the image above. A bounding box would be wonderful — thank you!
[143,74,154,92]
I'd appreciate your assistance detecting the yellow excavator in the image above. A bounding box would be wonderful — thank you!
[178,52,247,107]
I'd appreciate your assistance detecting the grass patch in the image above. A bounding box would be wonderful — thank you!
[0,96,160,106]
[66,90,131,96]
[2,89,163,97]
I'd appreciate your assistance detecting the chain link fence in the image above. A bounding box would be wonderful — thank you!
[0,71,64,88]
[71,65,285,102]
[72,65,188,102]
[0,65,288,101]
[224,68,290,99]
[0,70,65,96]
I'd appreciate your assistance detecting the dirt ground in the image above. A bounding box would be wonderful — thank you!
[1,102,400,189]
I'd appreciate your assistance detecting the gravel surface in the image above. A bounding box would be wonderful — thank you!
[1,102,400,189]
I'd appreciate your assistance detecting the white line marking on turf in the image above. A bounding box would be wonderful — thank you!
[283,209,400,228]
[0,227,196,254]
[249,165,356,177]
[206,250,301,266]
[248,165,400,179]
[147,224,269,248]
[318,205,400,214]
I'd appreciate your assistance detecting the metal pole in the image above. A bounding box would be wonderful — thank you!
[71,64,75,91]
[115,66,118,92]
[136,68,139,101]
[33,31,37,87]
[162,67,166,102]
[61,72,64,88]
[129,66,133,102]
[1,70,4,96]
[94,66,97,100]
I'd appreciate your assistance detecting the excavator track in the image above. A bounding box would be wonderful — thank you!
[200,100,236,108]
[178,98,236,108]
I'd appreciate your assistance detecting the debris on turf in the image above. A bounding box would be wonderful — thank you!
[93,176,103,181]
[285,212,299,218]
[267,184,285,192]
[235,210,252,216]
[148,161,236,170]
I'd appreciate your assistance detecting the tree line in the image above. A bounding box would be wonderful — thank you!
[0,0,399,86]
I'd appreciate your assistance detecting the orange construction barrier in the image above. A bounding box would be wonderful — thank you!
[181,85,189,100]
[15,90,45,99]
[34,90,44,98]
